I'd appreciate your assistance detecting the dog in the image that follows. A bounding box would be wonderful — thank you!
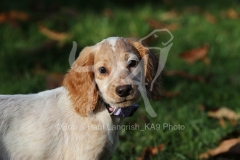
[0,37,161,160]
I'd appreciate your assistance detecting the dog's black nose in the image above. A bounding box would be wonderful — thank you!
[116,85,132,97]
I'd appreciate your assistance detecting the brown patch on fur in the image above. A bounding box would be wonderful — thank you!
[127,39,161,100]
[63,47,98,116]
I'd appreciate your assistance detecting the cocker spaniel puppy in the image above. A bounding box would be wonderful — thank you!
[0,37,161,160]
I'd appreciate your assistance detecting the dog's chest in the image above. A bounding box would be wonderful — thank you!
[59,112,121,160]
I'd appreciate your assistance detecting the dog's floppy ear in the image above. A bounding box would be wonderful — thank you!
[127,39,161,100]
[63,46,98,116]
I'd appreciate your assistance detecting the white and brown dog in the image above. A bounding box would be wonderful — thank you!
[0,37,160,160]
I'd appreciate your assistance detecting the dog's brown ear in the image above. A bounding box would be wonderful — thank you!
[63,47,98,116]
[127,39,161,100]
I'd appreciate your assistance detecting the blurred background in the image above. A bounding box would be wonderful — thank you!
[1,0,240,159]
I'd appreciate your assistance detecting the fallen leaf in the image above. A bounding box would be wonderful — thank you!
[179,44,209,64]
[9,10,29,21]
[46,73,65,89]
[207,107,240,121]
[38,22,71,42]
[0,10,29,23]
[164,70,205,83]
[228,9,238,19]
[0,13,8,23]
[207,107,240,127]
[222,8,238,19]
[205,12,217,24]
[137,144,165,160]
[199,138,240,159]
[146,18,179,31]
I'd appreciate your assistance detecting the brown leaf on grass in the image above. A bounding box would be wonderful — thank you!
[146,18,179,31]
[207,107,240,121]
[228,9,238,19]
[199,138,240,159]
[46,73,65,89]
[164,70,205,83]
[38,23,71,42]
[0,13,8,23]
[207,107,240,127]
[137,144,165,160]
[179,44,209,64]
[0,10,29,23]
[221,8,238,19]
[9,10,29,21]
[205,12,217,24]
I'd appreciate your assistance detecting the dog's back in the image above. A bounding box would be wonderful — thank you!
[0,87,116,160]
[0,88,65,159]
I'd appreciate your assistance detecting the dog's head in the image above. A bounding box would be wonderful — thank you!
[64,37,161,116]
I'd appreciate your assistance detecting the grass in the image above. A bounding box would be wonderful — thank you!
[1,1,240,159]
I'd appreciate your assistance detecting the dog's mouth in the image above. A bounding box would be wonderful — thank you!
[100,92,140,117]
[106,95,141,117]
[105,103,139,117]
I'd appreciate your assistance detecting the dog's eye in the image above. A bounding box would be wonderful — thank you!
[128,60,138,68]
[98,67,107,74]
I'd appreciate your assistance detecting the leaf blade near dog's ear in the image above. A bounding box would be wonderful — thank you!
[179,44,209,64]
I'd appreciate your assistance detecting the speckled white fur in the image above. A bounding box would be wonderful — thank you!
[105,37,118,52]
[0,87,122,160]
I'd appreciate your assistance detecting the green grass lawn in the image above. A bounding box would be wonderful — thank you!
[1,1,240,159]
